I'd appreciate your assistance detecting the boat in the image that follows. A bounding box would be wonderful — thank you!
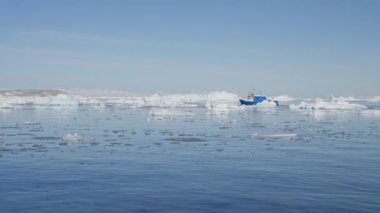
[239,91,279,106]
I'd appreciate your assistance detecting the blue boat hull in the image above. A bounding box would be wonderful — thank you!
[239,96,279,106]
[239,99,260,105]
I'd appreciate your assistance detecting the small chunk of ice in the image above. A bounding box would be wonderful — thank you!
[251,133,297,140]
[62,133,85,142]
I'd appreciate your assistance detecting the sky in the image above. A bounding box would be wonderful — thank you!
[0,0,379,97]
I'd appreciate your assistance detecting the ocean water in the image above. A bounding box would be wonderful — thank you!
[0,90,380,212]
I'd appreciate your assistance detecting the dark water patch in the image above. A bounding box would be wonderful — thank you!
[112,129,136,135]
[219,126,231,129]
[165,137,206,143]
[89,141,100,146]
[77,128,92,131]
[109,142,122,146]
[324,131,352,140]
[0,126,20,129]
[300,136,312,143]
[112,129,129,134]
[0,147,13,152]
[30,147,48,152]
[143,129,155,135]
[32,136,61,140]
[368,125,377,129]
[137,145,151,150]
[32,144,46,148]
[17,133,36,136]
[316,121,334,124]
[242,123,266,128]
[178,133,194,137]
[22,122,41,126]
[160,130,174,136]
[333,132,351,139]
[19,147,38,152]
[29,129,44,132]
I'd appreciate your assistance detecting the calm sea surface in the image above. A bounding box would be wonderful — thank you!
[1,104,379,212]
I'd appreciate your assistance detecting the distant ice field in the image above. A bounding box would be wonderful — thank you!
[0,89,379,111]
[0,89,379,212]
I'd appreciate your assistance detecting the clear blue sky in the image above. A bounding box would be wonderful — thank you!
[0,0,379,96]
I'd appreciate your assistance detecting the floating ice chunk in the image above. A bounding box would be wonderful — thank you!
[274,95,295,102]
[143,91,239,108]
[149,109,195,117]
[0,89,67,97]
[76,91,240,109]
[206,91,240,102]
[23,121,41,126]
[207,103,229,113]
[206,103,241,114]
[330,96,360,101]
[290,99,367,110]
[0,102,13,109]
[368,96,380,102]
[0,90,79,106]
[256,100,277,108]
[64,88,136,97]
[360,109,380,117]
[33,94,79,106]
[165,137,206,143]
[251,133,297,140]
[62,133,85,142]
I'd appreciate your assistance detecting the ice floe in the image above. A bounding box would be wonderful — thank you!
[62,133,86,142]
[256,100,278,108]
[290,99,367,110]
[0,90,79,107]
[206,103,241,114]
[78,91,239,109]
[149,109,195,117]
[330,96,360,102]
[0,89,240,109]
[251,133,297,140]
[274,95,295,102]
[368,96,380,102]
[2,89,377,114]
[360,109,380,117]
